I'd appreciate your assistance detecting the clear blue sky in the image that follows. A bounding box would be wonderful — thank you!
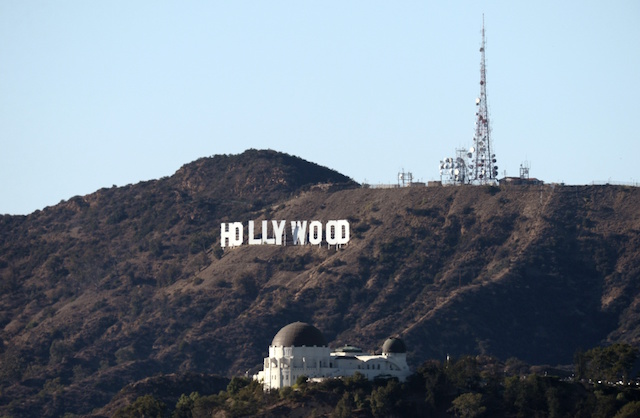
[2,1,639,215]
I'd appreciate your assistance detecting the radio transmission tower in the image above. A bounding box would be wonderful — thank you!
[467,15,498,184]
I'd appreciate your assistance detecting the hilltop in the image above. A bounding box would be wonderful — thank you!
[1,149,640,417]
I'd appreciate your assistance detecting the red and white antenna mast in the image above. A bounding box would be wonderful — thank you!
[467,15,498,184]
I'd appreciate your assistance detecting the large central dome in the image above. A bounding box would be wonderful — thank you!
[382,337,407,354]
[271,322,327,347]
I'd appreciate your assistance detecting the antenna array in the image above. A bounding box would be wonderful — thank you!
[467,15,498,184]
[439,15,499,185]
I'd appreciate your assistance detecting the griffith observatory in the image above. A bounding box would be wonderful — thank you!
[253,322,411,390]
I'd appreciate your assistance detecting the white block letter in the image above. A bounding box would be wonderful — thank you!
[272,220,286,245]
[326,220,350,246]
[248,221,261,245]
[291,221,307,245]
[221,222,243,247]
[308,221,322,245]
[262,220,275,244]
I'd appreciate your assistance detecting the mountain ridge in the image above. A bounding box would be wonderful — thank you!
[1,149,639,417]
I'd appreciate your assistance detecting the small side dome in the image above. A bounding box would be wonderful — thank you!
[382,337,407,354]
[271,322,327,347]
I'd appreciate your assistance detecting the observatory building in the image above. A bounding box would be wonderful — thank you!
[253,322,411,390]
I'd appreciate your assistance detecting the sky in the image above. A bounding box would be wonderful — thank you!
[1,1,639,215]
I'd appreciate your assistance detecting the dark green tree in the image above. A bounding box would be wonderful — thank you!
[449,392,486,418]
[615,401,640,418]
[370,379,400,418]
[295,374,309,392]
[172,392,200,418]
[113,395,166,418]
[226,376,250,395]
[446,356,481,391]
[332,392,354,418]
[191,394,225,418]
[582,343,638,384]
[574,349,588,380]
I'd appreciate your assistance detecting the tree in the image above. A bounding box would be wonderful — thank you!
[295,374,308,392]
[615,401,640,418]
[446,356,481,390]
[332,393,354,418]
[416,360,449,411]
[581,343,638,384]
[574,349,588,380]
[113,395,166,418]
[344,371,370,391]
[172,392,200,418]
[370,380,399,418]
[191,394,225,418]
[226,376,250,395]
[449,393,486,418]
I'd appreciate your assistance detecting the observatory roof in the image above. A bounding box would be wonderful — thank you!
[382,337,407,354]
[334,345,364,353]
[271,322,327,347]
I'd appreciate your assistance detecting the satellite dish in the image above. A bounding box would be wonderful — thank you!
[454,168,459,175]
[475,98,481,105]
[469,147,475,153]
[467,153,473,158]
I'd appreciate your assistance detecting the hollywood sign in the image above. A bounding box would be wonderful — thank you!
[221,220,350,248]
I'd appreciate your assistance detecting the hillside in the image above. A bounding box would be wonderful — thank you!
[1,149,640,417]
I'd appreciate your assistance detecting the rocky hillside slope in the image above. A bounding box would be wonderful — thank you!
[1,149,639,417]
